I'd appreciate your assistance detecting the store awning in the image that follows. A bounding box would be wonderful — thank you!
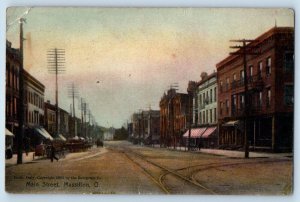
[58,134,67,141]
[223,120,239,126]
[40,128,54,140]
[35,128,54,141]
[201,127,217,138]
[183,127,207,138]
[5,128,14,137]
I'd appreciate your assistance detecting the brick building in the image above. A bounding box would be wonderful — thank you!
[217,27,294,152]
[6,40,20,136]
[160,88,190,148]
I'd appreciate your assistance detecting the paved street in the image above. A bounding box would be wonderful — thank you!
[6,141,292,195]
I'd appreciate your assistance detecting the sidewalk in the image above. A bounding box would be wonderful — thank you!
[5,152,46,167]
[200,148,292,159]
[149,144,293,159]
[5,147,107,167]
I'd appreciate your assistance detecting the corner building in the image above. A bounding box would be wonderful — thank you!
[217,27,294,152]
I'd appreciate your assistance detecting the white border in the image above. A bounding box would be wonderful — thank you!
[0,1,299,202]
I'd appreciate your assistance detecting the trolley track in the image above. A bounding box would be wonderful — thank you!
[108,145,291,194]
[112,147,217,194]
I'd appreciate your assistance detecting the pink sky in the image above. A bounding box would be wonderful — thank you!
[6,7,294,127]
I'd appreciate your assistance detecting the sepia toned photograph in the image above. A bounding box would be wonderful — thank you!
[5,7,294,195]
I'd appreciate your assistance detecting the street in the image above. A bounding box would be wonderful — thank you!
[6,141,292,195]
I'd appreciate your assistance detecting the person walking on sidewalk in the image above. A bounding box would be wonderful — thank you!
[24,136,30,156]
[50,142,59,162]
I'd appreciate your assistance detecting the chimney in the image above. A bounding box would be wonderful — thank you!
[200,72,208,80]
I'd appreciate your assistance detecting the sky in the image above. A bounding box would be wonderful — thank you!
[6,7,294,128]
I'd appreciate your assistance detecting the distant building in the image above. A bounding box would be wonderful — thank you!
[131,113,139,141]
[217,27,294,152]
[145,110,160,145]
[104,127,115,141]
[131,110,160,144]
[160,88,190,148]
[59,108,69,138]
[44,101,56,136]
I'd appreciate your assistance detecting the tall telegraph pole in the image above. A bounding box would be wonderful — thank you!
[68,83,79,137]
[47,48,65,137]
[230,39,259,158]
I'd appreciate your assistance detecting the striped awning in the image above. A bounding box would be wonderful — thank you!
[183,128,207,138]
[5,128,14,137]
[58,134,67,141]
[35,128,54,141]
[201,127,217,138]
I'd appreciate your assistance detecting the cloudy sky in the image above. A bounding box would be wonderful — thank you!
[6,7,294,128]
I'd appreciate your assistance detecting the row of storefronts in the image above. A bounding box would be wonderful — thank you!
[132,26,294,152]
[5,40,98,157]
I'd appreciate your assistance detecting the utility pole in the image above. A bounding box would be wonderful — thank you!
[17,18,26,164]
[80,98,84,137]
[230,39,259,158]
[47,48,65,138]
[68,83,79,137]
[188,91,192,151]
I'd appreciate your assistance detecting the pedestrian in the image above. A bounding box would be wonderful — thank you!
[50,142,59,162]
[24,136,30,156]
[198,141,201,151]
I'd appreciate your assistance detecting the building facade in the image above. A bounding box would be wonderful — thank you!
[160,88,190,148]
[59,108,69,138]
[104,127,115,141]
[194,72,218,126]
[6,40,20,136]
[217,27,294,152]
[44,101,57,136]
[24,70,45,129]
[183,72,218,148]
[131,110,160,144]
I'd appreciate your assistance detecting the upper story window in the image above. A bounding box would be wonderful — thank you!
[210,89,213,103]
[266,88,271,107]
[214,108,217,123]
[220,101,223,115]
[199,94,202,108]
[240,70,245,85]
[240,94,245,109]
[214,87,217,102]
[258,91,262,107]
[226,78,230,91]
[266,57,271,75]
[232,73,237,88]
[284,52,294,73]
[220,81,223,92]
[258,61,263,78]
[249,65,253,77]
[226,99,229,114]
